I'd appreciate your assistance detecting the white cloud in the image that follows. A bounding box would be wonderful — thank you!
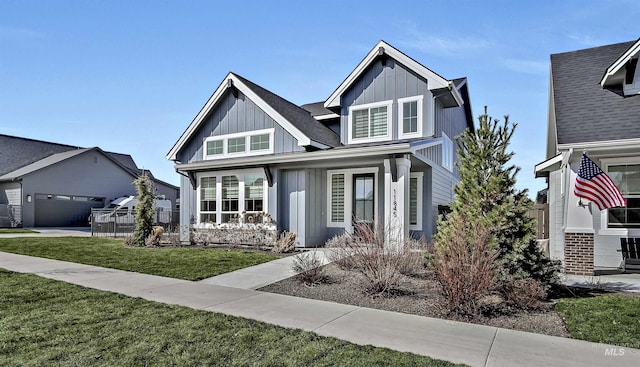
[502,58,548,75]
[395,22,493,58]
[0,26,46,42]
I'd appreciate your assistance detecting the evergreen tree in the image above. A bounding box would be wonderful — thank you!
[436,107,559,287]
[131,172,155,247]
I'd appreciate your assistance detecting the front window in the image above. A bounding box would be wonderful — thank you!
[409,172,423,230]
[398,95,423,138]
[221,175,239,223]
[206,140,223,156]
[227,137,246,154]
[244,175,264,218]
[200,177,217,223]
[607,163,640,228]
[348,101,392,144]
[330,173,345,223]
[442,133,453,172]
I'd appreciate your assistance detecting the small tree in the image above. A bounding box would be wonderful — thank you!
[131,172,155,247]
[433,107,559,314]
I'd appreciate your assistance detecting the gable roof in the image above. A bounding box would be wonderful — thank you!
[324,40,463,109]
[600,38,640,87]
[0,134,81,176]
[166,73,341,161]
[0,134,177,189]
[551,40,640,146]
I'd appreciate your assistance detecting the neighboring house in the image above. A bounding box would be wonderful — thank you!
[167,40,474,247]
[0,135,179,227]
[535,39,640,275]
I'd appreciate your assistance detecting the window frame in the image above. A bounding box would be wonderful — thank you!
[347,100,393,144]
[398,95,423,139]
[442,133,454,172]
[599,157,640,233]
[196,169,268,226]
[327,167,379,230]
[409,172,424,231]
[203,128,275,160]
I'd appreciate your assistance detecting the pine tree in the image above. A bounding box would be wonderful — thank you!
[131,172,155,247]
[435,107,559,287]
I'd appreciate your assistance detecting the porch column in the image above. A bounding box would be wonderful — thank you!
[383,155,411,250]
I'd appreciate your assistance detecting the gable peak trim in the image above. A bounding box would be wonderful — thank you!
[600,38,640,87]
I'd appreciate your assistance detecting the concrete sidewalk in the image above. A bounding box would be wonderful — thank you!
[1,251,638,367]
[0,227,91,238]
[199,250,330,289]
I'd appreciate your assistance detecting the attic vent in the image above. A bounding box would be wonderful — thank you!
[625,58,638,84]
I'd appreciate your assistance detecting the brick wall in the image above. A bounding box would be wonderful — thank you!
[564,232,594,275]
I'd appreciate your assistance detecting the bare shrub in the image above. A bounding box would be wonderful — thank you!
[326,223,423,295]
[272,231,297,253]
[291,252,328,286]
[145,226,164,247]
[123,236,134,247]
[432,215,499,317]
[502,277,547,310]
[325,232,358,270]
[398,237,427,276]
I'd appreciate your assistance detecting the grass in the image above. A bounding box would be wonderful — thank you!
[0,229,38,234]
[0,269,462,367]
[556,294,640,348]
[0,237,277,280]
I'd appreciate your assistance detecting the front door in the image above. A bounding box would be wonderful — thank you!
[353,173,375,225]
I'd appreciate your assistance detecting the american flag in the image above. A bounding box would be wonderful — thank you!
[574,153,626,210]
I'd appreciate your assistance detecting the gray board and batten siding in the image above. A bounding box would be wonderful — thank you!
[177,90,304,164]
[340,58,433,143]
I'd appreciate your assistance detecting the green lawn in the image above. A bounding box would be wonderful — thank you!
[0,229,38,234]
[556,294,640,347]
[0,237,277,280]
[0,269,461,367]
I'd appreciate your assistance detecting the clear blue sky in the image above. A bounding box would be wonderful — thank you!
[1,0,638,196]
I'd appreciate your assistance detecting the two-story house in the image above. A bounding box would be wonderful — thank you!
[167,41,473,247]
[535,38,640,275]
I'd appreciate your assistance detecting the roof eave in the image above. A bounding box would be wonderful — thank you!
[599,38,640,87]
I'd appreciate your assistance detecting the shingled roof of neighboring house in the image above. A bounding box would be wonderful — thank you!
[0,134,81,176]
[551,41,640,145]
[234,74,341,147]
[0,134,176,188]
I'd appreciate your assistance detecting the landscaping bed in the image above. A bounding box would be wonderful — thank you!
[261,263,582,338]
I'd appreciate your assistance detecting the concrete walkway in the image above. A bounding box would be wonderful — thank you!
[199,250,330,289]
[0,227,91,238]
[1,251,639,367]
[563,273,640,292]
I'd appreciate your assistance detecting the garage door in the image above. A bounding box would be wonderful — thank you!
[34,194,105,227]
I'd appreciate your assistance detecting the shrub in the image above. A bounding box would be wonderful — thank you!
[325,233,357,270]
[325,224,422,295]
[272,231,297,253]
[291,251,328,286]
[432,214,499,317]
[145,226,164,247]
[502,277,547,310]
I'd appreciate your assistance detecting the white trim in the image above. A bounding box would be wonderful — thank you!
[196,168,268,225]
[325,40,458,108]
[176,142,415,171]
[313,113,340,120]
[600,39,640,87]
[347,100,393,144]
[398,95,424,139]
[558,138,640,152]
[203,128,275,160]
[326,167,379,230]
[409,172,423,231]
[167,73,312,161]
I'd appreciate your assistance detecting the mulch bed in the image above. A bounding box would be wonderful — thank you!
[259,263,570,337]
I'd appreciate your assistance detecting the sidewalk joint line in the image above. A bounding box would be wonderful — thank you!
[312,306,362,332]
[484,328,499,367]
